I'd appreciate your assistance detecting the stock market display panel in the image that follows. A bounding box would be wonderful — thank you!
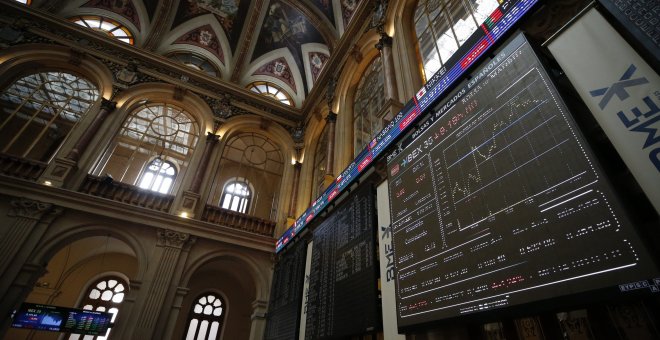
[386,33,658,328]
[305,184,379,339]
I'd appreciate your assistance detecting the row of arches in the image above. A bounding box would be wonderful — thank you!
[0,44,299,230]
[1,212,272,340]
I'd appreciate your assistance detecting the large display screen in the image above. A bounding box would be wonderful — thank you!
[386,33,658,328]
[11,303,112,335]
[597,0,659,67]
[276,0,541,253]
[304,184,379,339]
[264,240,308,340]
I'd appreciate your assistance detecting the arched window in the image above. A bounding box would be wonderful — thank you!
[313,126,328,198]
[353,56,385,156]
[0,71,99,162]
[221,180,251,213]
[94,103,199,193]
[184,293,226,340]
[71,16,135,45]
[414,0,499,81]
[168,52,219,77]
[138,157,177,193]
[247,82,292,106]
[209,132,284,219]
[68,276,128,340]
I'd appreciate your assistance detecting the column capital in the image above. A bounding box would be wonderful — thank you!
[251,299,269,320]
[206,132,220,143]
[157,229,191,248]
[100,98,117,111]
[375,33,393,50]
[8,198,55,220]
[325,76,337,107]
[325,111,337,123]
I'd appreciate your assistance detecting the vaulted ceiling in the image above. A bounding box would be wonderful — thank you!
[29,0,365,108]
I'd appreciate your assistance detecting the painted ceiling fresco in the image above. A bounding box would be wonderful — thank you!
[50,0,342,105]
[173,0,250,52]
[143,0,158,20]
[253,0,326,92]
[311,0,335,26]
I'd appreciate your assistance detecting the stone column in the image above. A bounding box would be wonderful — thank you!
[40,98,117,188]
[179,132,219,218]
[0,199,56,275]
[0,263,47,334]
[324,112,337,177]
[128,229,195,340]
[111,280,142,339]
[322,112,337,189]
[248,299,269,340]
[0,198,62,301]
[66,98,117,162]
[376,31,403,120]
[288,162,302,218]
[376,33,399,102]
[189,132,220,194]
[161,287,190,340]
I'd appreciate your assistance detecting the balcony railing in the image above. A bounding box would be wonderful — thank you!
[79,174,174,212]
[76,175,277,236]
[0,153,46,181]
[202,205,276,237]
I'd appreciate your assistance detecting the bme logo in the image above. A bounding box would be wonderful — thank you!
[589,64,649,109]
[589,64,659,171]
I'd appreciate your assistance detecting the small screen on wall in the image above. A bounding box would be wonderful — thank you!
[11,303,112,335]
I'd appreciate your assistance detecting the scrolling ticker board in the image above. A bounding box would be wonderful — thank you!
[276,0,541,253]
[386,33,659,328]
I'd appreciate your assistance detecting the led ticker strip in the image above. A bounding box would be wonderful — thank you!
[276,0,539,253]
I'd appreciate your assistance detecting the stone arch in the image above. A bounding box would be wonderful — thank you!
[215,116,296,230]
[156,14,231,79]
[29,223,148,281]
[57,0,144,46]
[0,43,114,99]
[180,288,231,340]
[333,31,381,168]
[175,250,268,340]
[242,48,305,107]
[390,0,425,97]
[181,250,270,302]
[113,83,215,133]
[83,83,215,193]
[297,111,328,215]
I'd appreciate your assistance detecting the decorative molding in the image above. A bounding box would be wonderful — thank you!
[290,123,305,143]
[0,6,300,124]
[173,25,225,64]
[325,111,337,122]
[8,198,55,220]
[253,57,297,93]
[325,75,337,106]
[157,229,191,248]
[375,33,392,50]
[82,0,141,31]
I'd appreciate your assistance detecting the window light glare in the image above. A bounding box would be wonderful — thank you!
[180,212,189,218]
[44,180,52,186]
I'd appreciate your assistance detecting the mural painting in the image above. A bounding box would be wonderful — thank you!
[173,0,250,51]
